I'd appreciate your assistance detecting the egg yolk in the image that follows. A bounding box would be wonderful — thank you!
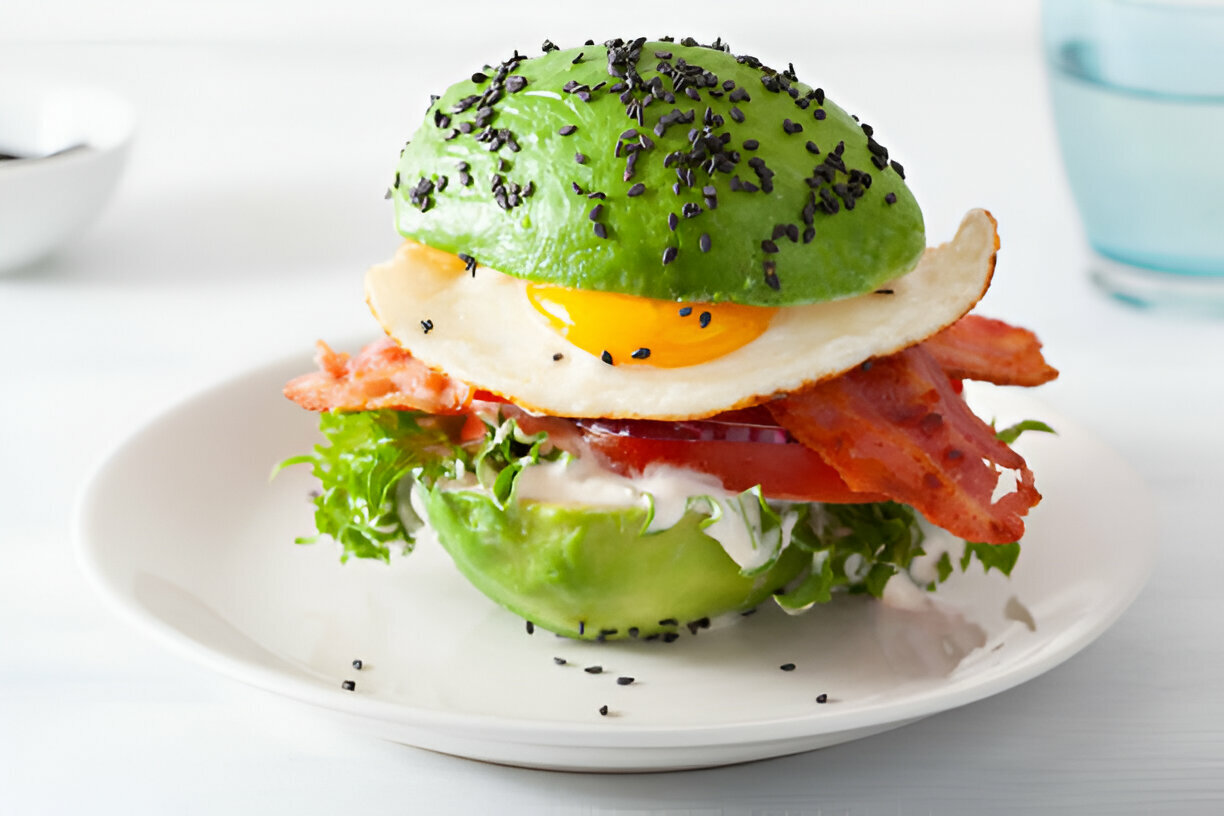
[526,283,778,368]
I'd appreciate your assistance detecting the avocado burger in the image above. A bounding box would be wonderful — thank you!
[280,37,1057,641]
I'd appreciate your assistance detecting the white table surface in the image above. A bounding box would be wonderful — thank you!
[4,4,1224,813]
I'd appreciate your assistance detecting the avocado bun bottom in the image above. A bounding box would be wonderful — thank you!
[423,488,809,640]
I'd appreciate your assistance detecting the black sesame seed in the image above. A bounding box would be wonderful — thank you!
[352,659,363,670]
[599,628,618,638]
[658,618,678,626]
[816,693,829,704]
[616,676,635,686]
[743,139,759,150]
[729,106,745,123]
[885,192,898,205]
[699,311,711,328]
[506,75,527,93]
[890,160,905,178]
[600,350,613,365]
[341,680,356,691]
[628,627,640,638]
[552,352,564,361]
[764,260,780,290]
[553,656,567,665]
[783,118,803,134]
[761,239,779,254]
[575,153,587,164]
[631,347,651,360]
[875,288,895,295]
[589,203,604,221]
[571,52,584,64]
[668,212,678,231]
[805,140,820,154]
[627,182,646,197]
[558,124,577,136]
[420,319,433,334]
[803,227,815,244]
[678,306,692,317]
[699,233,711,252]
[780,663,796,672]
[599,705,609,716]
[813,109,827,121]
[541,39,558,53]
[662,246,678,265]
[578,621,585,635]
[585,666,603,675]
[593,222,607,239]
[526,621,535,635]
[471,71,488,83]
[662,632,680,643]
[587,191,606,200]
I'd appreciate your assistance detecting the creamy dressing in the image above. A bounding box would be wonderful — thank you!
[907,519,965,586]
[488,455,789,571]
[881,571,935,612]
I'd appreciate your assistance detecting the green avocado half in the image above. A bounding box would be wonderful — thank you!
[392,37,924,307]
[423,487,809,639]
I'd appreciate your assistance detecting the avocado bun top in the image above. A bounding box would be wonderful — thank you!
[391,37,924,307]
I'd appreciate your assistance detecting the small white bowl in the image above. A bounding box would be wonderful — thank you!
[0,82,135,272]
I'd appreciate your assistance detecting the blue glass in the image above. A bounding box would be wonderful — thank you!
[1043,0,1224,310]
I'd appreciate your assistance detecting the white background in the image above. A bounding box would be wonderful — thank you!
[3,1,1224,813]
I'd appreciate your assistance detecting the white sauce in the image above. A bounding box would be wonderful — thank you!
[498,456,788,571]
[881,571,934,612]
[907,518,965,586]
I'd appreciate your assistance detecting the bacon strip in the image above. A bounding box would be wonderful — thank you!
[768,345,1041,544]
[922,315,1058,387]
[285,312,1053,543]
[283,338,472,414]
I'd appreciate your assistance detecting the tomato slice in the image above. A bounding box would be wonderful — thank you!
[583,433,887,504]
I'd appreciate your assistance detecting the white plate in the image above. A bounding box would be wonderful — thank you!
[75,351,1155,772]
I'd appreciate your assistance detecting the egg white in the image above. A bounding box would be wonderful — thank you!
[365,208,998,419]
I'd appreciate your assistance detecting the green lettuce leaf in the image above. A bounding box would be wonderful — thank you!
[996,419,1056,445]
[273,410,460,562]
[961,540,1022,576]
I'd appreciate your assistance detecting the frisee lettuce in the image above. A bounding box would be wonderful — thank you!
[273,410,459,562]
[279,409,1030,603]
[995,418,1057,445]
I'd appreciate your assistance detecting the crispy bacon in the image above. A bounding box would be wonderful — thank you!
[285,313,1055,543]
[921,315,1058,387]
[768,345,1041,544]
[283,338,472,414]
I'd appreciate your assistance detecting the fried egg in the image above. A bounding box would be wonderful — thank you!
[365,208,999,419]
